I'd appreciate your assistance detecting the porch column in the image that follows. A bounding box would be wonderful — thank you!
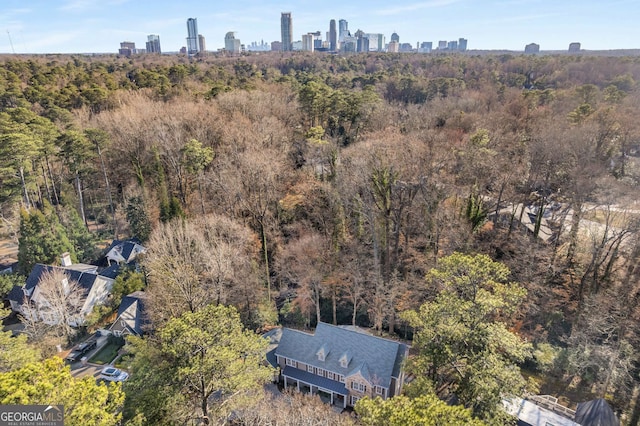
[330,392,334,405]
[284,376,287,389]
[343,395,347,409]
[297,381,300,391]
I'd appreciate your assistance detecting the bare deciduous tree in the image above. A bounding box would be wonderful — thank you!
[24,268,84,342]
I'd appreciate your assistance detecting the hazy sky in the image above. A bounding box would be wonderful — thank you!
[0,0,638,54]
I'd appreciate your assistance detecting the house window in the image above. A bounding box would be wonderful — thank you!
[327,372,335,380]
[338,375,345,383]
[351,396,359,406]
[286,358,295,367]
[340,358,348,368]
[307,364,314,373]
[375,386,383,395]
[350,382,367,392]
[316,368,325,377]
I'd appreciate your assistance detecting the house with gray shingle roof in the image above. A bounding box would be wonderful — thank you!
[272,322,408,408]
[108,291,149,336]
[104,239,146,266]
[7,254,116,327]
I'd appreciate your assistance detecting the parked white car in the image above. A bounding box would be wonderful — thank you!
[98,366,129,382]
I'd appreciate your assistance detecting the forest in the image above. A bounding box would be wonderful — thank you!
[0,51,639,425]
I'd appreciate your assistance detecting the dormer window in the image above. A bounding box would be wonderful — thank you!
[316,344,329,362]
[339,351,352,368]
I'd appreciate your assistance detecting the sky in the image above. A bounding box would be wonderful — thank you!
[0,0,639,54]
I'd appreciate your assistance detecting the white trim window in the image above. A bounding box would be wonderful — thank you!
[327,372,335,380]
[286,358,295,367]
[307,364,314,373]
[338,375,345,383]
[375,386,384,395]
[316,368,325,377]
[350,382,367,392]
[351,396,359,406]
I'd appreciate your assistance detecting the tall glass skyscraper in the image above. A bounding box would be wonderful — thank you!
[281,12,292,51]
[338,19,348,42]
[186,18,199,55]
[329,19,337,51]
[146,35,161,54]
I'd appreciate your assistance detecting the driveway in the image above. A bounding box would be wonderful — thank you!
[68,333,110,378]
[69,362,103,379]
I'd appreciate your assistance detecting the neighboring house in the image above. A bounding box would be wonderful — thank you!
[272,322,408,409]
[108,291,149,337]
[8,253,116,327]
[104,239,146,266]
[503,395,619,426]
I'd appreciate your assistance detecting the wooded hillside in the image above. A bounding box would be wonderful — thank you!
[1,51,639,423]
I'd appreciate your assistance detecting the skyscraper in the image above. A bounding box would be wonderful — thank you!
[302,34,314,52]
[198,34,206,53]
[146,35,161,54]
[338,19,348,42]
[390,32,400,43]
[458,38,468,52]
[525,43,540,53]
[329,19,337,51]
[225,32,241,54]
[281,12,292,51]
[186,18,198,55]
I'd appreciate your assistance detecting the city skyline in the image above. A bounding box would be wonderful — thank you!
[0,0,639,54]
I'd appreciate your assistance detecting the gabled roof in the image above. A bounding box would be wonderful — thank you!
[575,399,619,426]
[99,263,121,280]
[25,264,100,296]
[105,239,146,265]
[274,322,407,389]
[109,291,149,336]
[7,285,25,304]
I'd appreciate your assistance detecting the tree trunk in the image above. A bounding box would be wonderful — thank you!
[45,155,59,205]
[41,161,52,205]
[19,166,31,210]
[96,142,117,238]
[260,220,272,301]
[332,292,337,325]
[75,171,88,229]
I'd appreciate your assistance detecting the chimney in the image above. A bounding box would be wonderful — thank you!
[61,252,72,267]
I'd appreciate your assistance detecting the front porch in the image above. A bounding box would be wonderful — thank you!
[282,365,348,409]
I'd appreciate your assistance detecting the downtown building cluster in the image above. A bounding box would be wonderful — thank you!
[275,13,468,54]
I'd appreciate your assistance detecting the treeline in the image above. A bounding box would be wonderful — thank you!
[1,52,640,422]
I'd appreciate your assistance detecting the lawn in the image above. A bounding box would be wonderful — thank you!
[89,341,124,365]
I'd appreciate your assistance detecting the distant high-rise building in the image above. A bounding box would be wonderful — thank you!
[438,40,447,50]
[419,41,433,53]
[447,40,458,50]
[329,19,337,51]
[118,41,136,56]
[524,42,540,53]
[145,35,161,54]
[366,33,385,52]
[271,41,282,51]
[458,38,468,52]
[338,19,349,42]
[186,18,199,55]
[225,32,241,54]
[390,32,400,43]
[281,12,293,51]
[355,30,369,53]
[388,40,399,53]
[198,34,206,53]
[568,42,581,52]
[302,33,314,52]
